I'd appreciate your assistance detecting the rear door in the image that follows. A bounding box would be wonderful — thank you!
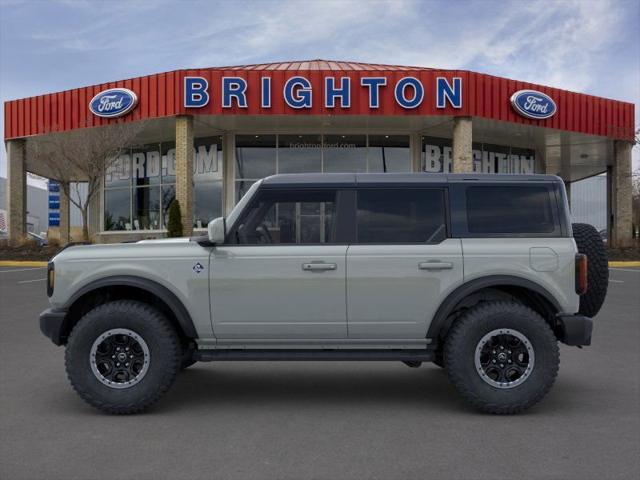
[346,187,463,339]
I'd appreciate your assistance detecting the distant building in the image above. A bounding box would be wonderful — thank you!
[0,177,48,234]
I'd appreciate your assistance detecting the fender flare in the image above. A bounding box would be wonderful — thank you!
[426,275,562,341]
[65,275,198,338]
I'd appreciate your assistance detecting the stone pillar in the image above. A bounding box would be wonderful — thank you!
[410,133,422,172]
[6,139,27,245]
[175,115,194,236]
[452,117,473,173]
[59,182,70,245]
[610,141,633,248]
[223,133,235,215]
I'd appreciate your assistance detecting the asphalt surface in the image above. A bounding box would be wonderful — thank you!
[1,266,639,480]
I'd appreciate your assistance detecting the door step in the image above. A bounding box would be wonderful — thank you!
[194,349,435,362]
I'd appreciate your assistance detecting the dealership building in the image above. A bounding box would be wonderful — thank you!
[3,60,636,246]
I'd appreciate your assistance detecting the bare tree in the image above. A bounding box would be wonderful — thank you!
[27,121,144,241]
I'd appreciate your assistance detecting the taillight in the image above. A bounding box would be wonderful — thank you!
[575,254,587,295]
[47,262,55,297]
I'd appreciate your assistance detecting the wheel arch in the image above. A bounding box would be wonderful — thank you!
[427,275,561,343]
[60,276,198,345]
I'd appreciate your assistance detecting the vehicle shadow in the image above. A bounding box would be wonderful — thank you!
[157,363,473,414]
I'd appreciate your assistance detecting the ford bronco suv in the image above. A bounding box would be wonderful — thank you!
[40,173,608,414]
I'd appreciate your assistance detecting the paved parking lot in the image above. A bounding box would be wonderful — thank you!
[1,265,639,480]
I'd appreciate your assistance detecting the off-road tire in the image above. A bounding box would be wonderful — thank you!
[572,223,608,317]
[65,300,181,414]
[445,301,559,414]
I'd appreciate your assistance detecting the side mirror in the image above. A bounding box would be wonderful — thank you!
[207,217,226,244]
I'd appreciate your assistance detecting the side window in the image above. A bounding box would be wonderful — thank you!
[232,189,337,244]
[466,186,556,234]
[356,189,447,243]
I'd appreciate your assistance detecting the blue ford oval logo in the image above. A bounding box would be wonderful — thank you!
[510,90,556,120]
[89,88,138,118]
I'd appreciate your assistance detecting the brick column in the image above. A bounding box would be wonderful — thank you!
[410,133,422,172]
[59,182,70,245]
[610,141,633,247]
[452,117,473,173]
[6,139,27,245]
[175,115,194,236]
[222,133,235,215]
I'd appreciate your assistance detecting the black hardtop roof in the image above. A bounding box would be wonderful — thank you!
[261,173,563,188]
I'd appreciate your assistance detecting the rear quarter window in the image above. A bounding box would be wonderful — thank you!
[465,185,558,235]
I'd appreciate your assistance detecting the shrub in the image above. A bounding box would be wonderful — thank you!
[167,200,183,237]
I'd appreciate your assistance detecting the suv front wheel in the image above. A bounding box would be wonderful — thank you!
[444,301,559,414]
[65,300,182,414]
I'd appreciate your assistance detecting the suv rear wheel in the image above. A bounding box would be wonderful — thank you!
[65,300,181,414]
[444,301,559,414]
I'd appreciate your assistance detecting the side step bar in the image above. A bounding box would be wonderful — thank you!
[194,349,435,362]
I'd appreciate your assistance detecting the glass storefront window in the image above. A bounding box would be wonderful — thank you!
[194,181,222,229]
[278,134,322,173]
[161,185,175,228]
[104,188,131,231]
[103,136,224,232]
[133,186,161,230]
[323,134,367,173]
[105,153,131,188]
[132,143,161,187]
[368,135,410,172]
[235,180,256,204]
[236,135,276,179]
[423,136,537,174]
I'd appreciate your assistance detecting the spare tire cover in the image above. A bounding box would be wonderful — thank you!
[572,223,609,317]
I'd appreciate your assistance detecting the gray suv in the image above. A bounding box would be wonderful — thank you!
[40,173,608,414]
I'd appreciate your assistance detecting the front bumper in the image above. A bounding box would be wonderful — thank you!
[39,308,69,346]
[556,314,593,346]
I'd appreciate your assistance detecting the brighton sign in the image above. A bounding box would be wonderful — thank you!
[89,88,138,118]
[183,76,464,110]
[510,89,557,120]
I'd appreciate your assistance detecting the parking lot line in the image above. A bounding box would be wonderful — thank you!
[17,278,47,284]
[609,268,640,273]
[0,267,47,273]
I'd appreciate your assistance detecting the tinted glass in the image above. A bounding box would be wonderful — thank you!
[132,186,161,230]
[368,135,411,172]
[357,189,446,243]
[323,135,367,173]
[278,134,322,173]
[466,186,556,234]
[235,135,276,179]
[104,188,131,231]
[233,190,337,245]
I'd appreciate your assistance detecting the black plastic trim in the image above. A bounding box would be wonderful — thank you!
[65,276,198,338]
[39,307,69,346]
[556,314,593,346]
[195,349,435,362]
[426,275,562,340]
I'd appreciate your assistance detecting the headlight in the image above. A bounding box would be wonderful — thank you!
[47,262,55,297]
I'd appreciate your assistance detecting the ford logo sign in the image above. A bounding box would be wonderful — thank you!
[510,90,556,120]
[89,88,138,118]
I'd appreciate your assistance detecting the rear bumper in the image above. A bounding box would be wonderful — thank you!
[557,314,593,346]
[39,308,68,346]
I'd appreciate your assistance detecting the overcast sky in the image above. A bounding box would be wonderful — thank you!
[1,0,638,181]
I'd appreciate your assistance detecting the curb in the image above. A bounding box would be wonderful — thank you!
[0,261,48,267]
[608,261,640,267]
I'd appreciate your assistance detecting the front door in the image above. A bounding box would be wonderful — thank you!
[346,187,463,339]
[210,188,348,339]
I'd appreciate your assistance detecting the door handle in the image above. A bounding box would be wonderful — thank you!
[302,262,337,272]
[419,261,453,270]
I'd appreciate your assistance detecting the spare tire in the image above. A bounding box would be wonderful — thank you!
[572,223,608,317]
